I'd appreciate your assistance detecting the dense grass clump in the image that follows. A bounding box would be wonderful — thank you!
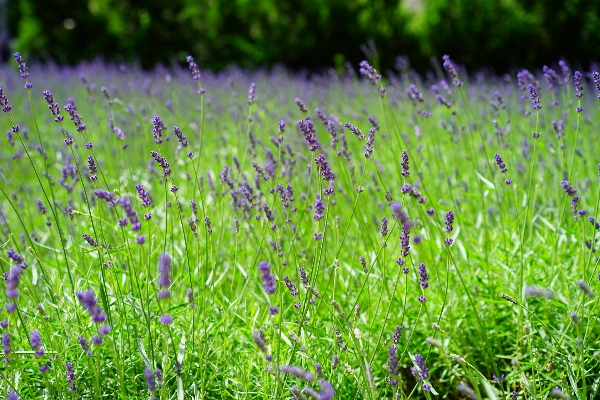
[0,54,599,399]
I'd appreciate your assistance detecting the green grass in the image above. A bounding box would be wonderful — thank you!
[0,57,599,399]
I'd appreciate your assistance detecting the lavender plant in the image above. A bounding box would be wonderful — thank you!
[0,53,598,399]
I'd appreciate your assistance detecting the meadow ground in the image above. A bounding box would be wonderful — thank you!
[0,54,599,399]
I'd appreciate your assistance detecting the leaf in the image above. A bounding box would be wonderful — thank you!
[177,333,186,365]
[138,338,151,367]
[475,170,495,189]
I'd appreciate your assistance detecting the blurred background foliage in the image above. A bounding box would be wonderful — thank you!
[1,0,599,72]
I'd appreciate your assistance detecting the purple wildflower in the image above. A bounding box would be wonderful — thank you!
[78,335,91,355]
[297,118,319,151]
[562,181,577,196]
[295,97,308,113]
[247,83,256,105]
[259,261,276,295]
[158,253,171,299]
[66,361,76,391]
[145,365,157,393]
[2,333,10,363]
[150,151,171,175]
[574,71,584,98]
[7,391,18,400]
[393,325,402,344]
[314,154,335,182]
[136,184,152,207]
[458,383,478,400]
[388,344,399,386]
[381,217,388,237]
[418,262,429,289]
[445,211,455,232]
[76,289,107,323]
[173,126,188,147]
[252,328,268,354]
[344,122,364,139]
[0,86,11,113]
[152,115,163,144]
[159,314,173,325]
[551,388,570,400]
[401,150,409,177]
[279,365,314,382]
[411,353,430,382]
[305,380,335,400]
[6,266,22,311]
[7,249,26,269]
[64,101,86,132]
[87,155,97,180]
[593,71,600,99]
[359,60,381,86]
[406,84,424,105]
[578,280,595,297]
[186,55,201,81]
[442,55,463,87]
[528,84,542,110]
[494,153,507,173]
[30,330,45,357]
[13,52,29,79]
[314,197,324,221]
[94,189,118,206]
[120,196,141,231]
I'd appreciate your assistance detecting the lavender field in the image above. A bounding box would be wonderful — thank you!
[0,54,599,399]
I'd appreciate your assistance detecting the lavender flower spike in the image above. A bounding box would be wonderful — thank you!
[578,280,595,297]
[528,84,542,110]
[457,383,478,400]
[259,261,276,295]
[6,266,22,312]
[76,289,107,323]
[442,55,463,87]
[158,253,172,299]
[279,365,314,382]
[13,52,29,79]
[66,361,76,391]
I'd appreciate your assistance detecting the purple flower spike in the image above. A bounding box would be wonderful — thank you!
[442,55,463,87]
[411,353,430,382]
[173,126,188,147]
[458,383,478,400]
[152,115,163,144]
[6,266,22,310]
[120,196,141,231]
[401,150,410,177]
[494,153,508,173]
[158,253,172,299]
[145,365,157,393]
[0,86,11,113]
[7,391,19,400]
[30,330,45,357]
[76,289,107,323]
[259,261,276,295]
[359,60,381,86]
[574,71,584,98]
[13,52,29,79]
[186,55,201,80]
[2,333,11,363]
[388,344,399,385]
[279,365,314,382]
[136,184,152,207]
[66,361,76,391]
[445,210,455,232]
[528,84,542,110]
[313,197,324,221]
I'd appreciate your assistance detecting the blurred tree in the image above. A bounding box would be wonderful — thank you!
[5,0,600,72]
